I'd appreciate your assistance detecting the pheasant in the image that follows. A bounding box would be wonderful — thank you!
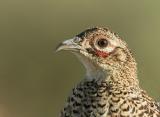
[56,27,160,117]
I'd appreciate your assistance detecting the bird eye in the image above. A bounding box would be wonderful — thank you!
[97,39,108,48]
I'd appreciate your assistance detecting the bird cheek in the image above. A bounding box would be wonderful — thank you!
[95,50,109,58]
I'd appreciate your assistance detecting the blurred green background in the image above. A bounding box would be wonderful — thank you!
[0,0,160,117]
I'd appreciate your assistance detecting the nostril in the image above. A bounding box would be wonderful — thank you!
[74,37,83,43]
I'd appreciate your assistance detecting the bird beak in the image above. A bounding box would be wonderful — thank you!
[56,38,81,52]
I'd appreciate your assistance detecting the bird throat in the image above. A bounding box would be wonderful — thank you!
[74,53,107,80]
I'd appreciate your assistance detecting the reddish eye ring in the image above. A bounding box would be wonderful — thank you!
[97,39,108,48]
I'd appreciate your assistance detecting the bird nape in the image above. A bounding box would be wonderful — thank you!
[56,27,160,117]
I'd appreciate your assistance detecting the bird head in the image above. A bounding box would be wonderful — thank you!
[56,27,137,80]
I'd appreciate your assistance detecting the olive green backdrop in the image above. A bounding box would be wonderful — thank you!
[0,0,160,117]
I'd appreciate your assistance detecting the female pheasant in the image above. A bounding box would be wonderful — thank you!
[56,27,160,117]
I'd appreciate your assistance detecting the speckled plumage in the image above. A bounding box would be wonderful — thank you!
[56,27,160,117]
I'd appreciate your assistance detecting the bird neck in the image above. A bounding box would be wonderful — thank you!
[106,63,139,89]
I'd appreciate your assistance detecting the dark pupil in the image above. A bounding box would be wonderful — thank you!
[97,39,108,48]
